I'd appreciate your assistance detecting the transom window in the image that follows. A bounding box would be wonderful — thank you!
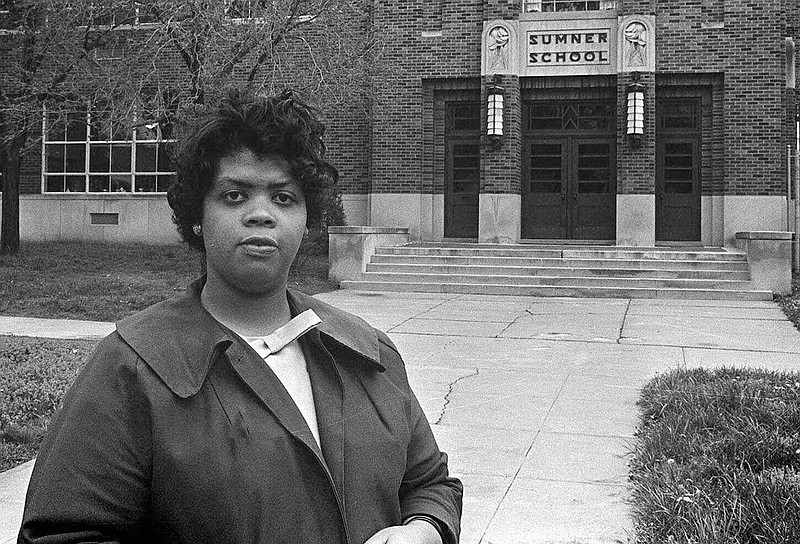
[525,102,615,132]
[43,108,176,194]
[523,1,617,12]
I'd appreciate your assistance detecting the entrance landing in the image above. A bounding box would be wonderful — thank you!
[340,243,772,300]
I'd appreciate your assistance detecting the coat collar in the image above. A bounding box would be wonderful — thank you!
[116,277,383,398]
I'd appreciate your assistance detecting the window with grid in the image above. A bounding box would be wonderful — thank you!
[90,2,158,26]
[523,1,617,12]
[43,108,176,194]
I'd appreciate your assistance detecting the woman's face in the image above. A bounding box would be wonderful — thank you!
[200,149,307,298]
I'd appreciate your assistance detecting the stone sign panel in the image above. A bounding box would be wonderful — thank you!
[482,16,621,77]
[527,29,612,67]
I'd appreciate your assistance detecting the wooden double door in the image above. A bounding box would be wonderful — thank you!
[522,101,616,240]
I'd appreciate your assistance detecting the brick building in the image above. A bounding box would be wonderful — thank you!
[6,0,800,247]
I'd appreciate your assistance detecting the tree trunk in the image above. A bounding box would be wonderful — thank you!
[0,142,22,255]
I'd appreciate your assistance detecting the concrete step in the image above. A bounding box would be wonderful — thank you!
[370,254,750,271]
[364,263,751,280]
[355,272,756,290]
[339,281,773,301]
[378,246,747,262]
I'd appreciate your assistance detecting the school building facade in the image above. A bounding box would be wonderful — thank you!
[6,0,800,249]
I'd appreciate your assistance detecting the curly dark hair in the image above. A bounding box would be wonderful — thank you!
[167,88,338,250]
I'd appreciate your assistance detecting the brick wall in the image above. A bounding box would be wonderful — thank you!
[617,72,655,194]
[654,0,787,196]
[482,74,522,194]
[370,0,483,194]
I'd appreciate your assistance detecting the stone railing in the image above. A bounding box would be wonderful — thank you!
[734,231,793,295]
[328,226,410,284]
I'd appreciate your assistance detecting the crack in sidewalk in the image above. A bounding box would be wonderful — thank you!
[616,299,632,344]
[433,368,480,425]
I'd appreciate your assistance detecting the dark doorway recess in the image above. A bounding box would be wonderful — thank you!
[444,102,480,239]
[522,101,616,239]
[656,98,702,242]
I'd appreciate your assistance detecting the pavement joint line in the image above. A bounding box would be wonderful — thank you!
[616,299,632,344]
[477,373,572,544]
[385,296,461,333]
[432,368,480,425]
[516,476,629,488]
[389,330,800,354]
[493,310,529,338]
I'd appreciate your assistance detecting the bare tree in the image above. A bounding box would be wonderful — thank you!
[0,0,376,254]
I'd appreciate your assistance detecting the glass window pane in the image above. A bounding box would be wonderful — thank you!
[136,144,158,172]
[156,174,176,192]
[453,168,479,181]
[533,156,561,168]
[665,182,693,194]
[110,144,132,172]
[157,143,175,172]
[579,143,609,154]
[579,182,609,193]
[530,182,562,193]
[45,176,65,192]
[531,168,562,180]
[665,155,693,168]
[665,168,693,181]
[89,175,111,192]
[90,144,110,172]
[136,175,157,192]
[453,181,478,193]
[530,143,561,155]
[579,155,609,167]
[64,144,86,173]
[135,124,160,141]
[111,175,132,192]
[578,168,610,181]
[66,113,86,141]
[66,176,85,192]
[665,142,693,155]
[46,145,65,172]
[46,114,66,141]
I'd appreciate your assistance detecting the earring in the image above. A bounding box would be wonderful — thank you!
[192,224,202,236]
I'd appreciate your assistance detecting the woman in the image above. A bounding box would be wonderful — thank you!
[19,89,462,544]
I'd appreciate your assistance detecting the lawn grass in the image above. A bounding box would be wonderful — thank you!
[0,240,337,471]
[0,336,97,472]
[630,367,800,543]
[0,239,336,322]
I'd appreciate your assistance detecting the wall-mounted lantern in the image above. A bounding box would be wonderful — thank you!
[626,75,645,147]
[486,76,504,148]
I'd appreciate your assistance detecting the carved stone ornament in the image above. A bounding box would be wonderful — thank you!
[482,20,518,76]
[624,22,647,67]
[617,15,655,73]
[487,25,511,70]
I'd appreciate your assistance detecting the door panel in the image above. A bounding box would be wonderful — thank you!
[656,100,701,241]
[445,140,480,238]
[522,142,566,239]
[573,140,615,239]
[445,102,480,239]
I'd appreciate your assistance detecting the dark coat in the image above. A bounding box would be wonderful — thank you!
[19,280,462,544]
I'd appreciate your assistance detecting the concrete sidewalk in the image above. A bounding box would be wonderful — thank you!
[1,293,798,543]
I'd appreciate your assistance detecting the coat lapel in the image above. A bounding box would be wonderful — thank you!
[224,341,325,462]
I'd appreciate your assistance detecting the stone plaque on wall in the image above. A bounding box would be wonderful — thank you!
[617,15,656,73]
[482,16,620,77]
